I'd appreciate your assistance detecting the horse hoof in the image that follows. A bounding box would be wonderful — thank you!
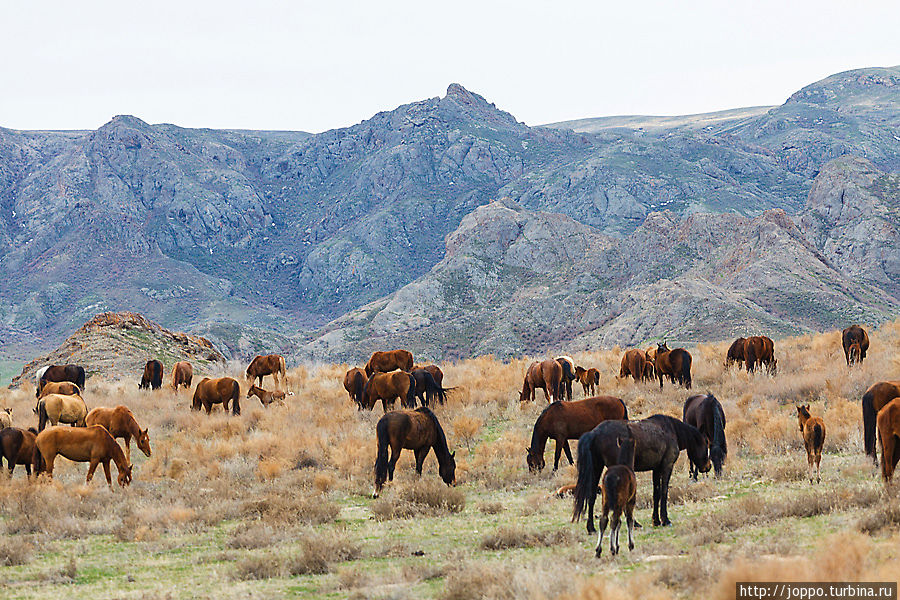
[633,520,643,529]
[629,543,634,551]
[595,548,602,558]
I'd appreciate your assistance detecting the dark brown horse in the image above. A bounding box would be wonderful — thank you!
[362,371,417,412]
[37,365,86,398]
[744,336,776,374]
[33,425,133,487]
[842,325,869,366]
[683,394,727,477]
[556,356,577,401]
[414,365,444,387]
[618,350,646,383]
[365,350,414,376]
[526,395,628,472]
[171,361,193,391]
[373,407,456,497]
[862,380,900,463]
[726,337,745,368]
[654,343,692,389]
[596,437,637,557]
[246,355,287,390]
[192,377,241,415]
[520,360,563,403]
[38,381,81,398]
[876,398,900,485]
[85,406,151,463]
[139,360,164,390]
[797,405,825,484]
[574,367,600,397]
[411,368,450,407]
[343,367,367,409]
[0,427,38,476]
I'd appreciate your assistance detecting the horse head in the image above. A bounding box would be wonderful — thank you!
[137,428,152,457]
[797,405,810,431]
[526,446,545,472]
[439,450,457,486]
[689,434,712,474]
[657,341,670,353]
[118,463,133,487]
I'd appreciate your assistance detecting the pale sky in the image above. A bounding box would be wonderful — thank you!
[2,0,897,132]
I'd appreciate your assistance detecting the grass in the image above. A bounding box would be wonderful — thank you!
[0,322,899,598]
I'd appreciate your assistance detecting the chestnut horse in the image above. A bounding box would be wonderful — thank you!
[797,405,825,484]
[247,385,286,407]
[862,381,900,463]
[365,350,414,376]
[171,361,193,391]
[38,381,81,398]
[246,354,287,390]
[33,425,132,488]
[344,367,367,409]
[654,343,692,389]
[526,395,628,472]
[362,371,417,412]
[37,364,86,398]
[37,393,88,431]
[85,406,151,463]
[0,427,38,476]
[574,367,600,397]
[192,377,241,415]
[842,325,869,366]
[725,337,745,368]
[683,394,727,477]
[744,336,776,374]
[373,407,456,497]
[520,360,563,403]
[139,360,164,390]
[876,398,900,485]
[618,350,646,383]
[556,356,577,401]
[596,437,637,557]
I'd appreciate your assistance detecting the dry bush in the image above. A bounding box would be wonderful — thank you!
[481,525,575,550]
[857,498,900,534]
[285,532,360,575]
[239,492,339,525]
[451,414,482,449]
[477,501,504,514]
[372,479,465,520]
[227,522,285,549]
[234,551,283,580]
[0,535,35,566]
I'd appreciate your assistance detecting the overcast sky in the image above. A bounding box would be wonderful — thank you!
[2,1,897,132]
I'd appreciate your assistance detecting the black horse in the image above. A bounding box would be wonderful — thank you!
[572,414,711,532]
[411,368,451,407]
[683,394,727,478]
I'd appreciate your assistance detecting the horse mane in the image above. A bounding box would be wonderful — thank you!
[709,395,726,454]
[647,414,703,449]
[530,402,561,452]
[416,407,451,459]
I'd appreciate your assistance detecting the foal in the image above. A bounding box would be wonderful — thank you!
[797,405,825,483]
[247,385,286,407]
[596,436,637,558]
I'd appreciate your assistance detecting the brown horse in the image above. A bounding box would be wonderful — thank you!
[33,425,132,487]
[520,360,563,403]
[365,350,414,376]
[797,405,825,484]
[876,398,900,485]
[192,377,241,415]
[574,367,600,397]
[725,337,745,368]
[842,325,869,366]
[654,343,692,389]
[36,393,88,431]
[373,407,456,498]
[362,371,417,412]
[139,360,164,390]
[596,437,637,557]
[411,368,450,407]
[414,365,444,387]
[85,406,151,463]
[618,350,647,383]
[247,385,286,407]
[37,364,86,398]
[526,395,628,471]
[38,381,81,398]
[744,336,776,374]
[246,355,287,390]
[862,381,900,463]
[641,351,655,382]
[556,356,577,401]
[343,367,367,409]
[0,427,38,476]
[171,361,193,391]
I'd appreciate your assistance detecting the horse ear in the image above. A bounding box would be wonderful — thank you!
[451,451,456,458]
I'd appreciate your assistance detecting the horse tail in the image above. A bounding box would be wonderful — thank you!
[712,400,726,455]
[353,372,365,407]
[593,370,600,385]
[374,416,391,487]
[862,389,877,457]
[422,371,445,406]
[230,379,241,415]
[32,444,45,475]
[572,432,600,522]
[618,398,628,421]
[812,423,824,451]
[406,373,417,409]
[682,352,692,389]
[37,401,48,432]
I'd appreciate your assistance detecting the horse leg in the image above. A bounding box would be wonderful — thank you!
[658,467,673,526]
[562,440,574,467]
[611,510,621,555]
[387,444,402,481]
[626,500,635,550]
[123,434,132,464]
[651,469,662,526]
[595,502,609,557]
[586,486,598,534]
[414,447,429,476]
[102,461,112,487]
[553,439,563,471]
[86,458,100,484]
[816,449,822,484]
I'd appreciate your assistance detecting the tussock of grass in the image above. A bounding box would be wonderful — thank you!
[372,479,465,520]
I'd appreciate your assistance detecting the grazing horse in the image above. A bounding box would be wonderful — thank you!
[842,325,869,366]
[876,398,900,485]
[520,360,563,403]
[683,394,727,478]
[247,385,286,407]
[38,381,81,399]
[85,406,151,463]
[365,350,414,377]
[139,360,164,390]
[373,407,456,498]
[36,393,88,431]
[573,415,710,532]
[618,350,647,383]
[37,365,86,398]
[343,367,367,409]
[0,427,38,476]
[0,407,11,429]
[411,368,450,407]
[526,395,628,472]
[33,425,133,488]
[596,437,637,558]
[797,405,825,483]
[414,365,444,388]
[363,371,417,412]
[862,381,900,463]
[744,336,776,374]
[246,355,287,390]
[171,361,193,391]
[726,337,745,368]
[654,343,692,389]
[192,377,241,415]
[555,356,577,401]
[574,367,600,397]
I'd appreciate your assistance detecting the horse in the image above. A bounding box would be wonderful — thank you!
[555,356,577,401]
[618,350,647,383]
[519,359,563,403]
[0,407,11,429]
[171,361,193,391]
[37,364,86,398]
[574,367,600,397]
[797,405,825,484]
[246,355,287,390]
[373,407,456,498]
[596,437,637,558]
[36,393,88,431]
[842,325,869,366]
[744,336,776,374]
[876,398,900,485]
[32,425,133,488]
[138,359,164,390]
[362,371,417,412]
[862,381,900,463]
[683,394,727,477]
[641,351,656,382]
[0,427,37,476]
[37,381,81,399]
[192,377,241,415]
[85,406,151,463]
[343,368,367,409]
[526,395,628,472]
[365,350,414,376]
[573,414,710,531]
[411,368,450,407]
[726,337,745,368]
[654,343,692,389]
[414,365,444,388]
[247,385,286,407]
